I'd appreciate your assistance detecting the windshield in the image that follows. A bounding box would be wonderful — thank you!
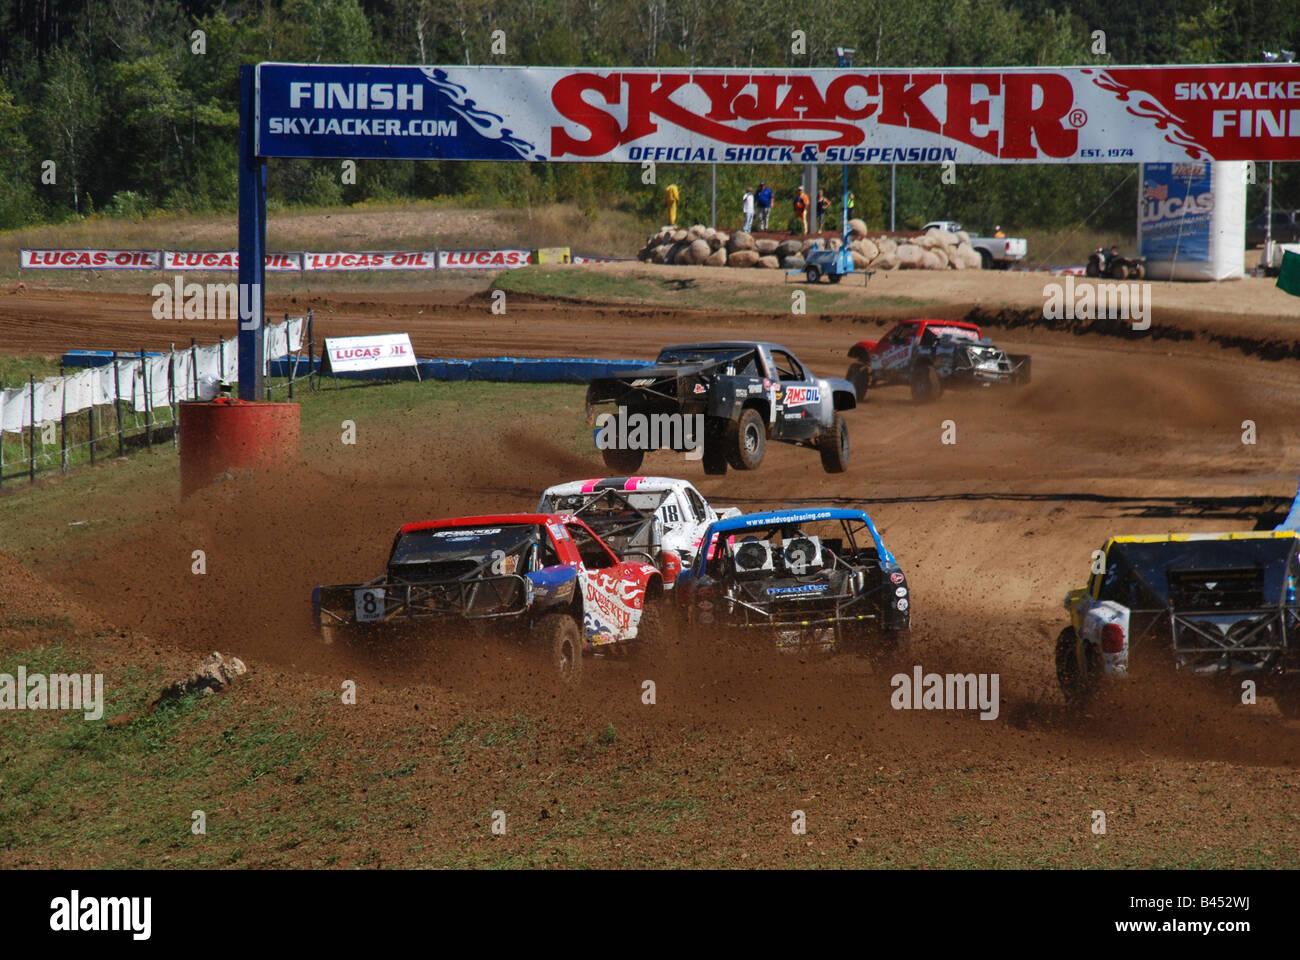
[391,525,539,566]
[925,325,981,341]
[702,516,889,576]
[1111,538,1297,604]
[657,346,755,367]
[541,489,670,516]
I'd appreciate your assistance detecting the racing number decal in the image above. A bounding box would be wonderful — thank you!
[355,588,386,622]
[661,503,681,524]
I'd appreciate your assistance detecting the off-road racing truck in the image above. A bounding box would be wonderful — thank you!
[311,513,666,684]
[671,508,911,655]
[586,341,856,476]
[1056,531,1300,714]
[537,476,741,581]
[845,319,1031,403]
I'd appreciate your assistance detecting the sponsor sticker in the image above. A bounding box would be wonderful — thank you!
[890,571,905,584]
[784,385,821,406]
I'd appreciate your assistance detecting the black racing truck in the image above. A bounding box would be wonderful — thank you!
[585,341,857,476]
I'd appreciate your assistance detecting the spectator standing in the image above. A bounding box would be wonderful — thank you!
[755,182,773,231]
[664,183,680,226]
[993,223,1006,238]
[794,186,810,235]
[816,189,830,232]
[742,187,755,232]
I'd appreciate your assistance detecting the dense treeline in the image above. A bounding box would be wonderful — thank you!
[0,0,1295,236]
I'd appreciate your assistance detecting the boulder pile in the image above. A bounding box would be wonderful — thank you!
[636,220,983,271]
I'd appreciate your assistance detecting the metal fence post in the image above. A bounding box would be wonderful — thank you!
[1,378,5,489]
[60,376,67,474]
[141,348,152,451]
[169,345,177,447]
[114,354,124,457]
[28,374,35,484]
[307,309,315,392]
[88,392,96,467]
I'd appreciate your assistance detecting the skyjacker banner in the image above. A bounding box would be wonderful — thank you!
[256,62,1300,164]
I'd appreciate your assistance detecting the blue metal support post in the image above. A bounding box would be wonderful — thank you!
[237,65,267,400]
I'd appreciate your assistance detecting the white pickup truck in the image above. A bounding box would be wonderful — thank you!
[922,220,1027,269]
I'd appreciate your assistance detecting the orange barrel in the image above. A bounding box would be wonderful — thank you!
[179,399,300,498]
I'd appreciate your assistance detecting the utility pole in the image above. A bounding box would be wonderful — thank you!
[1262,50,1295,261]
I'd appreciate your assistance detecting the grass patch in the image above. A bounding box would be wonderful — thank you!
[0,373,588,555]
[494,265,937,313]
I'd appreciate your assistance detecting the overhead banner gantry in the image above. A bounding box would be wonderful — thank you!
[238,62,1300,395]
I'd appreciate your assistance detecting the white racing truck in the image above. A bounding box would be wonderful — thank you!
[537,476,740,584]
[921,220,1027,270]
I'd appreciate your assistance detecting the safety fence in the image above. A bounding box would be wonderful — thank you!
[0,316,305,487]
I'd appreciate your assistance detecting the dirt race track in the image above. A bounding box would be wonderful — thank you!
[2,266,1300,867]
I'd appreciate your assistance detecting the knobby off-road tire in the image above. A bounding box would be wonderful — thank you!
[537,612,583,685]
[602,446,645,474]
[910,365,942,403]
[633,602,677,670]
[818,414,849,473]
[846,362,870,402]
[1055,626,1098,709]
[805,266,822,283]
[727,408,767,470]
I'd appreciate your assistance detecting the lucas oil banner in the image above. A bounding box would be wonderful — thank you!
[255,62,1300,164]
[1138,160,1246,281]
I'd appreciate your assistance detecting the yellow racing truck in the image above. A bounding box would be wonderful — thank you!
[1057,531,1300,715]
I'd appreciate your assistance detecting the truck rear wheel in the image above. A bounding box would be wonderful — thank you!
[537,613,583,685]
[818,414,849,473]
[602,447,644,474]
[727,408,766,470]
[910,365,942,403]
[1055,626,1097,709]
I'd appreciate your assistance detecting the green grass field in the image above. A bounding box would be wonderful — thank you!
[495,265,938,313]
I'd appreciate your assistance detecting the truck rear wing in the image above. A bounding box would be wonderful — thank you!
[313,573,533,628]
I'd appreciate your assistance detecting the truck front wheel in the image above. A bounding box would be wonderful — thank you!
[846,362,870,402]
[1055,626,1098,709]
[727,408,767,470]
[537,613,583,685]
[910,365,942,403]
[818,414,850,473]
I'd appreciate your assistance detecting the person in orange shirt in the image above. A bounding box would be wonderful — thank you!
[793,186,810,235]
[993,224,1006,238]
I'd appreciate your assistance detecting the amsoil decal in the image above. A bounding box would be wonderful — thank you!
[783,386,821,406]
[20,249,162,270]
[437,249,531,269]
[256,63,1300,163]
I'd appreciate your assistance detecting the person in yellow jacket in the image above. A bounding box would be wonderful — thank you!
[664,184,680,226]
